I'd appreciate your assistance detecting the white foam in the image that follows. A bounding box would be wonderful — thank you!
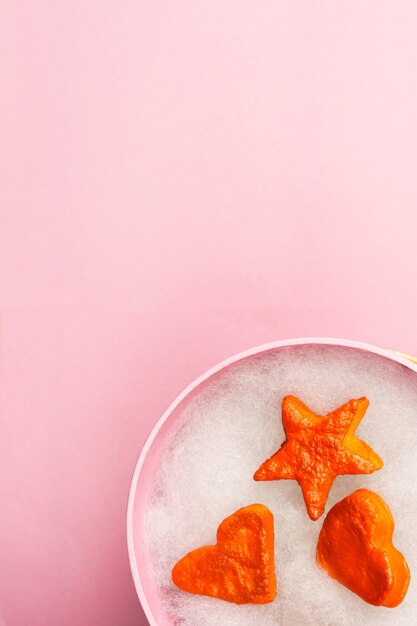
[143,345,417,625]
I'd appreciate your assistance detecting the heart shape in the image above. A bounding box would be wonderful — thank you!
[171,504,276,604]
[316,489,410,607]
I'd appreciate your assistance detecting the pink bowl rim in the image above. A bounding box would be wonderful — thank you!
[126,336,417,626]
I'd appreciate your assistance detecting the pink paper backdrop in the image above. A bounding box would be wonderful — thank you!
[2,2,417,625]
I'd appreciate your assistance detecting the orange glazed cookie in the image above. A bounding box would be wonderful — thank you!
[254,396,383,520]
[317,489,410,607]
[172,504,276,604]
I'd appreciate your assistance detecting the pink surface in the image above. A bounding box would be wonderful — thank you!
[2,2,417,625]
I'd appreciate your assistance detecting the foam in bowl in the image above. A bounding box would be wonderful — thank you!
[143,345,417,626]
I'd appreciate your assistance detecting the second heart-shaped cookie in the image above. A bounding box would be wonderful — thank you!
[317,489,410,607]
[172,503,276,604]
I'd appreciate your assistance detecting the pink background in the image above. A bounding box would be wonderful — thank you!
[2,2,417,625]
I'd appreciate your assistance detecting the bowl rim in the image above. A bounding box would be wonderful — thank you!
[126,336,417,626]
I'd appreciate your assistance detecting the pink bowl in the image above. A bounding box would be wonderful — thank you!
[127,337,417,626]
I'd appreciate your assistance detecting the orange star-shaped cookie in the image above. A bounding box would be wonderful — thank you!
[254,396,383,520]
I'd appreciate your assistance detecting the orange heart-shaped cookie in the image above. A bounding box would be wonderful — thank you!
[172,504,276,604]
[317,489,410,607]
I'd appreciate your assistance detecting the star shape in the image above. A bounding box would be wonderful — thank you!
[254,395,383,520]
